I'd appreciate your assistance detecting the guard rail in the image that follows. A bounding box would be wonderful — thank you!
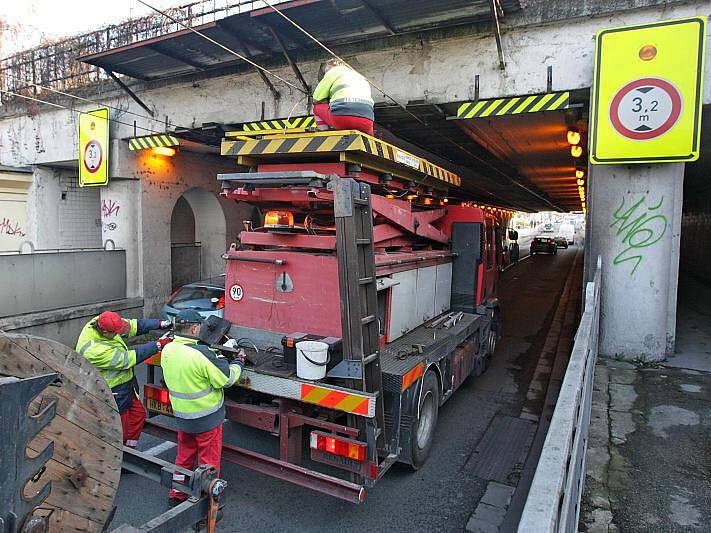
[517,255,602,532]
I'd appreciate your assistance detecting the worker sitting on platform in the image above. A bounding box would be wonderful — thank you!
[313,58,375,136]
[161,310,244,507]
[77,311,173,448]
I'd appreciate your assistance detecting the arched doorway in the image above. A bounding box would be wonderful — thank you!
[169,188,227,290]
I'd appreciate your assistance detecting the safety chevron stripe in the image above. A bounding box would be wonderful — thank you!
[243,116,316,132]
[455,91,570,119]
[221,131,461,187]
[300,383,372,416]
[127,134,180,151]
[401,362,424,392]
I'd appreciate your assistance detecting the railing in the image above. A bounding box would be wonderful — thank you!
[0,0,292,106]
[517,255,602,533]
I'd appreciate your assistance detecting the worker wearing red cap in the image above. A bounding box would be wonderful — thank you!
[76,311,173,447]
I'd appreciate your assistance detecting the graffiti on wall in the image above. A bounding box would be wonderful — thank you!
[609,195,668,275]
[101,199,120,218]
[0,217,26,238]
[101,199,120,232]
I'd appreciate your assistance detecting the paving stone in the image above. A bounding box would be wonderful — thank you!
[465,516,499,533]
[609,410,635,444]
[609,383,637,412]
[472,502,506,526]
[480,482,515,508]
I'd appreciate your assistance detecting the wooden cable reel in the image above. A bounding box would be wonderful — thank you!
[0,333,122,532]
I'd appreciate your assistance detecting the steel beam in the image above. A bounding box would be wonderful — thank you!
[146,44,207,70]
[359,0,398,35]
[143,419,366,504]
[267,25,310,95]
[104,69,155,116]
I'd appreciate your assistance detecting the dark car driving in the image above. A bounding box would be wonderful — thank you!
[530,236,557,255]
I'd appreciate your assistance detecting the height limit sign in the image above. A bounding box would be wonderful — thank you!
[590,17,706,164]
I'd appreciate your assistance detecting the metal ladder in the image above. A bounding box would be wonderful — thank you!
[332,177,385,450]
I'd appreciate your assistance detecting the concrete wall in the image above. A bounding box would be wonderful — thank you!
[0,168,31,251]
[588,163,684,361]
[0,297,143,348]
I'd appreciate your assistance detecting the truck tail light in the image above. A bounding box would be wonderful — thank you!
[144,383,170,404]
[310,432,366,462]
[215,294,225,310]
[264,210,294,228]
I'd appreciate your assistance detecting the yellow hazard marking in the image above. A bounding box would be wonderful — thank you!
[455,91,570,119]
[127,134,180,151]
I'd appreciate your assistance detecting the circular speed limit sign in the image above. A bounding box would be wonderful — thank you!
[609,77,682,141]
[83,139,103,173]
[229,284,244,302]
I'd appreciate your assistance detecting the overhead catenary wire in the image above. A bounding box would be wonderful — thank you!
[0,88,172,136]
[135,0,308,95]
[261,0,562,211]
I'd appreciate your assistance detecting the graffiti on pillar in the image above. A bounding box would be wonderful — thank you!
[101,199,120,218]
[609,195,668,275]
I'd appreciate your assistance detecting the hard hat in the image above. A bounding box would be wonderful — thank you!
[97,311,130,334]
[175,309,204,325]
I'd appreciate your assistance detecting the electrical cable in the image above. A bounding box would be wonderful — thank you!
[136,0,308,95]
[261,0,562,211]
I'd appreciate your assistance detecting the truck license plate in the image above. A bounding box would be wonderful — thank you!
[146,398,174,416]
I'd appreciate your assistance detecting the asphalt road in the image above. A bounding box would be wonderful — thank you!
[111,246,579,533]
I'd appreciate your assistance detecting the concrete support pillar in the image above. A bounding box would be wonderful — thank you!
[100,179,142,297]
[26,166,61,249]
[587,163,684,361]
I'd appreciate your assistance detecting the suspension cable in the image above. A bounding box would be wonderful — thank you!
[136,0,308,95]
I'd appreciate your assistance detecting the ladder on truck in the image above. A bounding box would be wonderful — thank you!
[331,177,387,456]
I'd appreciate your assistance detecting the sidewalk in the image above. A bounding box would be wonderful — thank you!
[582,274,711,532]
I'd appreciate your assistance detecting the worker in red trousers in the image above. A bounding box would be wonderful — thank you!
[77,311,172,447]
[313,58,375,136]
[160,310,244,506]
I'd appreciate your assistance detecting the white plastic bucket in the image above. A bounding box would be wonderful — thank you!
[296,340,330,380]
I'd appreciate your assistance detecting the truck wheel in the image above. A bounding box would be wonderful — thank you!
[411,371,440,469]
[483,310,501,371]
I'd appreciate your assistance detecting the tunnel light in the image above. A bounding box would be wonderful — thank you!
[577,178,585,186]
[571,145,583,158]
[152,146,176,157]
[575,168,585,179]
[264,210,295,229]
[567,128,581,146]
[443,197,449,203]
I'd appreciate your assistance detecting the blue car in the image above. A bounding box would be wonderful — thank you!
[161,276,225,321]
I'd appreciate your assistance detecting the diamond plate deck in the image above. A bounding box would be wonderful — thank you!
[380,313,482,378]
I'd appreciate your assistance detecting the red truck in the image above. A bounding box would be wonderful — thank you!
[144,128,504,503]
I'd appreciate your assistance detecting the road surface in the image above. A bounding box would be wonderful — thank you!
[111,246,580,532]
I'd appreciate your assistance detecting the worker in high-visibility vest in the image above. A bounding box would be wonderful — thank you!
[161,309,244,506]
[313,58,375,136]
[77,311,173,448]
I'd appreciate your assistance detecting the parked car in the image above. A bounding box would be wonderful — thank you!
[554,236,569,248]
[530,236,557,255]
[161,275,225,321]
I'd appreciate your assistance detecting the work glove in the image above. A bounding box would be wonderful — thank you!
[156,337,173,351]
[235,348,248,365]
[159,319,173,329]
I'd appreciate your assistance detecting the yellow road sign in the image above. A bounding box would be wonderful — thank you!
[78,107,109,186]
[590,17,706,164]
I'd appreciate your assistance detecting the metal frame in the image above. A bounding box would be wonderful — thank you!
[517,256,602,532]
[0,373,57,533]
[111,448,226,532]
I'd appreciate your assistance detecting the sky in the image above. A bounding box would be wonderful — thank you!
[0,0,179,57]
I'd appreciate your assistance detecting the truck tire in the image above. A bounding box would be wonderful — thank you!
[483,310,501,372]
[410,371,440,469]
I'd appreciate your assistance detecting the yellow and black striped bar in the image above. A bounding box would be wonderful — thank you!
[221,130,461,187]
[242,115,316,132]
[127,134,180,151]
[455,91,570,120]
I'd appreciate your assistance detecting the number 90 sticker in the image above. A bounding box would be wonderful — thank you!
[609,77,682,141]
[229,284,244,302]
